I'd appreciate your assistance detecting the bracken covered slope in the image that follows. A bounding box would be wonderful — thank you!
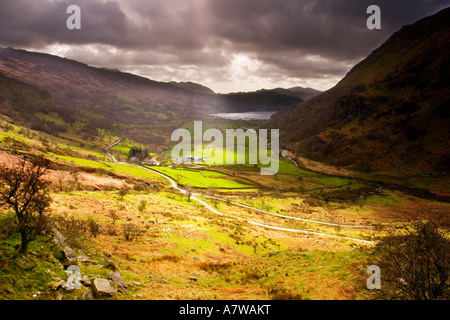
[269,8,450,175]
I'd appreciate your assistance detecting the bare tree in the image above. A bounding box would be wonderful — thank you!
[69,168,80,191]
[109,209,118,225]
[0,156,51,254]
[56,170,66,192]
[372,221,449,300]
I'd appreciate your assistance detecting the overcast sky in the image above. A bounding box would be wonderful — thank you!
[0,0,448,93]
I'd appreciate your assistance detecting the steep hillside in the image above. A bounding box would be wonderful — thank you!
[0,47,207,145]
[0,71,91,138]
[0,47,303,146]
[269,8,450,175]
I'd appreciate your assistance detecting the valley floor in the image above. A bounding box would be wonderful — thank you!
[0,122,448,300]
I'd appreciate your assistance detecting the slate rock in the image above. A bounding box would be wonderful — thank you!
[104,259,118,271]
[81,289,94,300]
[108,272,127,290]
[92,278,118,298]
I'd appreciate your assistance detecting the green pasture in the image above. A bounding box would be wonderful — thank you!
[149,166,254,189]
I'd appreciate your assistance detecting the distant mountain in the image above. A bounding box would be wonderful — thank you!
[211,90,303,113]
[0,47,207,115]
[168,84,304,112]
[268,8,450,175]
[0,47,210,144]
[170,81,215,95]
[0,47,303,147]
[270,87,322,101]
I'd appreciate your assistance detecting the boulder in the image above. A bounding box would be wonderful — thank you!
[77,255,91,264]
[108,272,127,290]
[61,246,78,268]
[52,228,68,247]
[80,276,92,287]
[129,281,141,287]
[51,227,78,267]
[81,289,94,300]
[92,278,118,298]
[268,250,279,257]
[104,259,118,271]
[45,270,55,276]
[48,279,66,291]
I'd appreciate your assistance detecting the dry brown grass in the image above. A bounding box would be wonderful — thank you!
[220,285,268,299]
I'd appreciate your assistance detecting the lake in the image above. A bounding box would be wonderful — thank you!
[210,111,277,120]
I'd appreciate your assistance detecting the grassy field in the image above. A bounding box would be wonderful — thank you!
[110,139,149,157]
[149,166,255,189]
[310,176,353,187]
[165,128,356,188]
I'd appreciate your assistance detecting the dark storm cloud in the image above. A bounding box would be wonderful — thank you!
[208,0,449,59]
[0,0,144,48]
[0,0,448,92]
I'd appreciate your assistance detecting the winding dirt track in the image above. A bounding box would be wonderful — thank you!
[105,141,375,245]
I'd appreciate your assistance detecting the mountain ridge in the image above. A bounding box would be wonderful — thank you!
[268,8,450,175]
[0,47,307,147]
[0,46,307,117]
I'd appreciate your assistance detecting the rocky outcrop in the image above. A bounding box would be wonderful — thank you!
[51,226,78,267]
[48,225,125,300]
[61,246,78,268]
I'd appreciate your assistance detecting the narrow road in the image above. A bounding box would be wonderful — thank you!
[105,140,375,245]
[200,194,372,228]
[104,138,123,162]
[281,149,300,168]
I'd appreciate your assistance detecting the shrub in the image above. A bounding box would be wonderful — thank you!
[87,218,101,238]
[134,182,150,192]
[52,214,87,249]
[117,187,129,200]
[267,284,303,300]
[137,200,147,213]
[151,253,182,263]
[109,209,119,225]
[105,225,118,236]
[122,223,144,241]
